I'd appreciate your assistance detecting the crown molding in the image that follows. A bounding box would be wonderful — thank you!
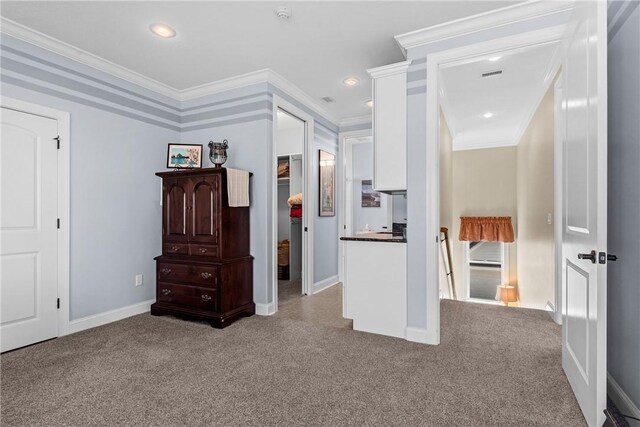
[453,139,518,152]
[0,16,181,99]
[265,69,340,125]
[0,17,340,125]
[178,69,271,101]
[394,0,574,57]
[170,69,342,125]
[339,115,372,128]
[367,60,411,78]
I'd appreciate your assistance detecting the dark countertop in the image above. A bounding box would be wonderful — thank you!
[340,232,406,243]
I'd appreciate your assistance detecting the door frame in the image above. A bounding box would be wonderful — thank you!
[338,131,372,318]
[424,25,566,344]
[338,130,372,282]
[552,77,565,325]
[1,97,71,337]
[270,96,314,313]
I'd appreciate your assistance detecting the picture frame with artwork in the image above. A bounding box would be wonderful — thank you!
[318,149,335,217]
[361,179,381,207]
[167,143,203,169]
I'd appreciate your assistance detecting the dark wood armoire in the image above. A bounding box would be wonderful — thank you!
[150,167,254,328]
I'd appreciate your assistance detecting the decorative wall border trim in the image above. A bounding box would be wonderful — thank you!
[1,17,340,126]
[608,0,639,40]
[394,0,573,57]
[1,17,179,99]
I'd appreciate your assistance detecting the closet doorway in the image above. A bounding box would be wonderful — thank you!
[272,102,313,313]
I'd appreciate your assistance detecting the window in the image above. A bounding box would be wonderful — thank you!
[463,241,509,303]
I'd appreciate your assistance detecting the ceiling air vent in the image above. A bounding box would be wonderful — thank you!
[321,96,336,103]
[482,70,503,78]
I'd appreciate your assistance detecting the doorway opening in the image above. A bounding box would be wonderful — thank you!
[275,108,306,309]
[430,27,565,332]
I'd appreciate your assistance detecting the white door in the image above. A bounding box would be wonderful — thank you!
[560,2,607,426]
[1,107,59,352]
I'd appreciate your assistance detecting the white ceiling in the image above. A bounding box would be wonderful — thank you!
[0,1,521,120]
[440,41,560,150]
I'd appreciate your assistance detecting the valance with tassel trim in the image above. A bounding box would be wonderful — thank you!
[459,217,514,243]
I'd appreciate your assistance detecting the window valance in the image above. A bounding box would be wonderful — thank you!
[459,217,514,243]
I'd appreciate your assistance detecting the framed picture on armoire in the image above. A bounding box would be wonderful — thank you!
[318,150,335,217]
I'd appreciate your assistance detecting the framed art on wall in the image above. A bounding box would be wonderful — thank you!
[319,149,335,217]
[167,143,203,168]
[361,179,381,207]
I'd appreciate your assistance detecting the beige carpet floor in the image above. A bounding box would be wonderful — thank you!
[275,281,353,330]
[1,300,585,426]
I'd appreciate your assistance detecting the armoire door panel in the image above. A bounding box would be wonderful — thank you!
[164,179,189,243]
[189,176,220,245]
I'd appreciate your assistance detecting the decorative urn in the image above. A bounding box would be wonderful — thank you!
[208,139,228,167]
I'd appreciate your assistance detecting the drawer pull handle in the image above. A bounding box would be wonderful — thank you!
[160,268,172,275]
[171,246,180,252]
[199,248,208,253]
[201,294,212,302]
[161,289,172,296]
[201,272,212,279]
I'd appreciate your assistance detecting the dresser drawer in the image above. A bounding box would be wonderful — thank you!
[157,262,218,287]
[157,283,217,311]
[163,243,189,255]
[190,244,220,258]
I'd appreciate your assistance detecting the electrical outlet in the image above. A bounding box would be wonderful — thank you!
[135,274,143,287]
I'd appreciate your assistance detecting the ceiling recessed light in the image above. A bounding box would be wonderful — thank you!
[149,23,176,39]
[488,56,502,62]
[343,77,360,87]
[483,112,494,118]
[365,100,373,108]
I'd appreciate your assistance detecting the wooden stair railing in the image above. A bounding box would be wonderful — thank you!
[440,227,456,300]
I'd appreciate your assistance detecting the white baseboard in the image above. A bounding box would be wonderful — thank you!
[312,275,339,294]
[608,373,640,426]
[255,302,275,316]
[67,299,154,335]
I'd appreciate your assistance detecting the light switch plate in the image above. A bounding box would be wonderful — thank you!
[135,274,143,286]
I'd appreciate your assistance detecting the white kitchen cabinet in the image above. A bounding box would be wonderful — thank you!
[367,61,411,193]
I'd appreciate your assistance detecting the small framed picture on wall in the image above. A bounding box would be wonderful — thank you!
[167,143,203,169]
[319,149,335,217]
[361,180,381,207]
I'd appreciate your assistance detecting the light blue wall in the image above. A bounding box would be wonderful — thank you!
[313,124,339,283]
[181,83,340,301]
[1,34,180,320]
[403,10,571,329]
[607,0,640,409]
[1,33,340,318]
[178,83,272,305]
